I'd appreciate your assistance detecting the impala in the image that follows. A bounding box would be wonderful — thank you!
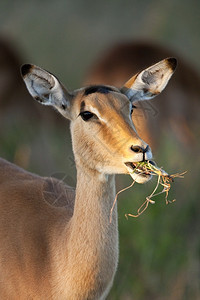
[0,57,176,299]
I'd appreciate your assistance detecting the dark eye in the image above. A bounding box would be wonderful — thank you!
[80,111,94,121]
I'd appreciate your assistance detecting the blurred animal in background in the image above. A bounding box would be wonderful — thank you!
[84,41,200,151]
[0,38,44,123]
[0,38,68,173]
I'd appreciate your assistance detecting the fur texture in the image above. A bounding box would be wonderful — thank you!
[0,58,176,299]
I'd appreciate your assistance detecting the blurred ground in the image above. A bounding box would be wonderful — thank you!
[0,1,200,299]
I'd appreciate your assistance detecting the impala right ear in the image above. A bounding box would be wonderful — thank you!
[21,64,73,120]
[121,57,177,103]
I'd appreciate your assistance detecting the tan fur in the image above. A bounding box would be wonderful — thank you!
[0,59,175,299]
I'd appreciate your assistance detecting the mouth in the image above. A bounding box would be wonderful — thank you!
[124,160,156,183]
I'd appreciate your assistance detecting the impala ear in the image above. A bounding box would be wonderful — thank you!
[21,64,73,120]
[121,57,177,103]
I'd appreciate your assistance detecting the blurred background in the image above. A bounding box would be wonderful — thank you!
[0,0,199,299]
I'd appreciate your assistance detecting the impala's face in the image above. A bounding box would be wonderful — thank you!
[70,86,152,183]
[21,57,176,183]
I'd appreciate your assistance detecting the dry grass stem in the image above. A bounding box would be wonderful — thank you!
[110,161,186,222]
[109,179,136,223]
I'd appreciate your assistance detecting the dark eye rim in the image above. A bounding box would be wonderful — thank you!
[131,104,137,114]
[79,111,95,121]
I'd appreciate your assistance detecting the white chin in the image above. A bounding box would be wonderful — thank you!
[130,172,152,184]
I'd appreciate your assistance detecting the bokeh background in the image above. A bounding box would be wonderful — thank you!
[0,0,199,299]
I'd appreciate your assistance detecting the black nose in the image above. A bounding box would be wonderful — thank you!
[131,145,149,153]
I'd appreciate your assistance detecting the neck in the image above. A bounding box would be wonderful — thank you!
[60,163,119,299]
[74,165,117,228]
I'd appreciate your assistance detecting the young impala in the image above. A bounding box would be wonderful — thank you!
[0,57,176,299]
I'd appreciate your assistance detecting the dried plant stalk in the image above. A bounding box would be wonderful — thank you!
[110,161,186,222]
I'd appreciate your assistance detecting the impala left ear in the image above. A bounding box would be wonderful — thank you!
[21,64,74,120]
[121,57,177,103]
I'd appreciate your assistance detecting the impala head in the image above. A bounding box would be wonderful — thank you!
[21,58,176,183]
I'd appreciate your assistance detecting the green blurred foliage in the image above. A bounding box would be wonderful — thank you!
[0,0,199,299]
